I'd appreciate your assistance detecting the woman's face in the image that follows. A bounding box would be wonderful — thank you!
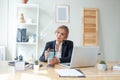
[55,28,67,42]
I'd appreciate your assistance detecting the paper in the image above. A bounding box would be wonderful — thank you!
[55,68,85,77]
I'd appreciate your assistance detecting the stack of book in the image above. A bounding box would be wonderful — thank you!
[112,64,120,70]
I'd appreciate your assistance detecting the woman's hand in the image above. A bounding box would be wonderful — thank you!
[49,57,59,65]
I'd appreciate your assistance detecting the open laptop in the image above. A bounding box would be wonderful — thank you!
[60,46,99,68]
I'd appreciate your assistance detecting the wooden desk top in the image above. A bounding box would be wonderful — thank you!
[0,61,120,80]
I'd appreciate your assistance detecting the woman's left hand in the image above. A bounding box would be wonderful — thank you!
[49,57,59,65]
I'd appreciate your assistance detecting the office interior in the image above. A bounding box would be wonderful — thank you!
[0,0,120,62]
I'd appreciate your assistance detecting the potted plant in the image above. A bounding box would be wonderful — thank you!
[34,60,39,71]
[98,60,107,71]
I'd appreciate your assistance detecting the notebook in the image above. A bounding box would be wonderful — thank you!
[60,46,99,68]
[55,68,85,77]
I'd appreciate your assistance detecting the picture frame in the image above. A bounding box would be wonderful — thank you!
[56,5,69,23]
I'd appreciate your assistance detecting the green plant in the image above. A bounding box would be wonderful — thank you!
[34,60,39,65]
[99,60,106,64]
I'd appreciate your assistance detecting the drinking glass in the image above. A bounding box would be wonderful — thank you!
[47,49,54,67]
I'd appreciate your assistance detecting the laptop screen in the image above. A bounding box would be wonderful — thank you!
[60,46,99,68]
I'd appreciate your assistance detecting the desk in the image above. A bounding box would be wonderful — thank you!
[0,61,120,80]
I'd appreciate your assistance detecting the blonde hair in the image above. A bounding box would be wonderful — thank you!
[55,25,69,39]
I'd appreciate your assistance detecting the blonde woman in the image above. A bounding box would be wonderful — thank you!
[39,25,73,66]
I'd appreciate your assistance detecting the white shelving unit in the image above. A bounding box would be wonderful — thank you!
[15,4,39,61]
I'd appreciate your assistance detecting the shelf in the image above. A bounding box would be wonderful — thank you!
[16,4,39,8]
[16,42,36,45]
[15,3,39,60]
[17,23,37,26]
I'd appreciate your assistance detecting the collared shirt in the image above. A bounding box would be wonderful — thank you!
[55,42,62,59]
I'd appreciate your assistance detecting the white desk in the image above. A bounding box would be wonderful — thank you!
[0,61,120,80]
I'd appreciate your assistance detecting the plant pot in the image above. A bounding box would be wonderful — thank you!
[34,65,39,71]
[98,64,107,71]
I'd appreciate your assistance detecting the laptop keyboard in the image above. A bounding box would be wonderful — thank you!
[66,63,70,66]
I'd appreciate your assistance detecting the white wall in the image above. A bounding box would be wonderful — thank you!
[1,0,120,61]
[0,0,8,46]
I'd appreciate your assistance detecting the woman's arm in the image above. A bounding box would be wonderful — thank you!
[39,41,55,62]
[39,43,49,62]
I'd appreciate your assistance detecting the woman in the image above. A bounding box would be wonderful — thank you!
[39,25,73,65]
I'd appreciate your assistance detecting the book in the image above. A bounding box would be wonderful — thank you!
[55,68,85,77]
[16,28,22,42]
[112,64,120,70]
[21,28,27,42]
[16,28,27,42]
[8,61,29,66]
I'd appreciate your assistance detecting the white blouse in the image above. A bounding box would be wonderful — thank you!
[55,42,62,59]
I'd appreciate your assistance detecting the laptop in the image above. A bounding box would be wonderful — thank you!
[60,46,99,68]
